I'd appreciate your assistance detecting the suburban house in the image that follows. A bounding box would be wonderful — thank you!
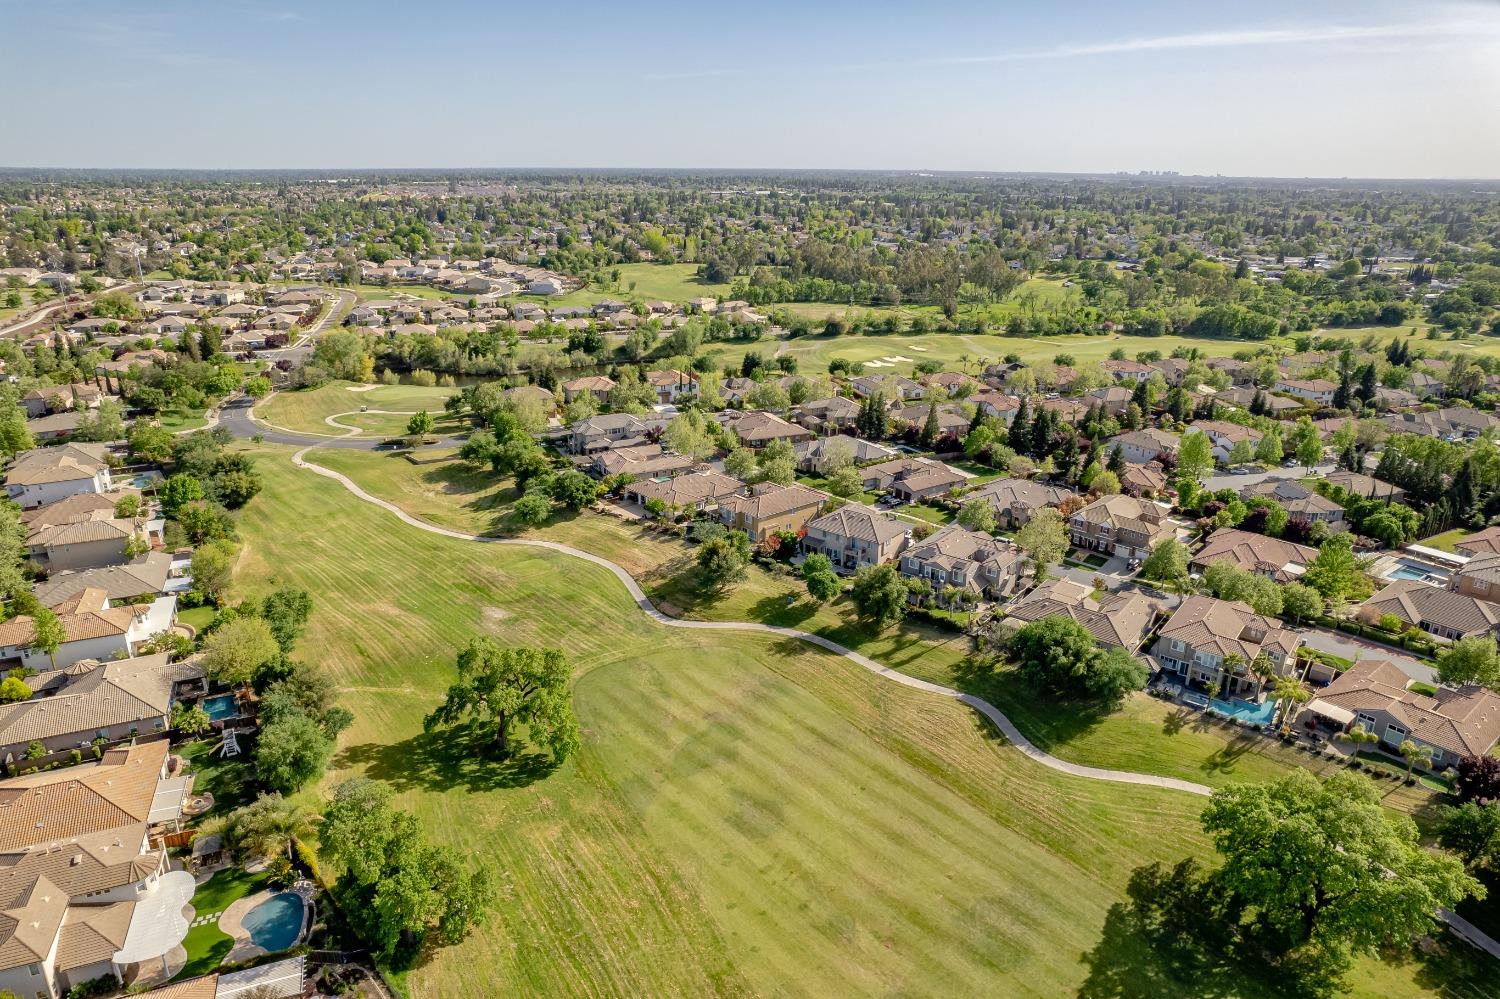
[560,375,616,404]
[1101,358,1153,383]
[646,369,697,404]
[1068,495,1174,562]
[1189,420,1264,464]
[1357,580,1500,641]
[849,374,924,400]
[0,588,176,672]
[1105,428,1180,465]
[801,505,910,573]
[1306,659,1500,771]
[792,437,896,475]
[1457,527,1500,559]
[891,403,970,437]
[26,509,161,573]
[719,411,813,449]
[0,653,203,760]
[1205,356,1256,386]
[1119,460,1170,497]
[21,385,103,419]
[1273,378,1336,404]
[33,552,181,607]
[1083,385,1132,416]
[791,397,860,433]
[568,413,646,455]
[1240,480,1346,530]
[1191,528,1319,583]
[134,958,307,999]
[971,390,1021,424]
[623,471,743,514]
[1216,387,1302,415]
[5,444,113,510]
[1002,578,1156,651]
[898,525,1027,604]
[860,457,967,503]
[1324,471,1406,503]
[592,444,694,480]
[967,477,1078,530]
[0,740,195,998]
[717,483,829,541]
[1151,596,1300,699]
[1452,553,1500,604]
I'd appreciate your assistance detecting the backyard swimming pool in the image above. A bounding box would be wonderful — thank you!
[1209,697,1277,727]
[1390,564,1436,582]
[242,893,304,952]
[203,695,238,721]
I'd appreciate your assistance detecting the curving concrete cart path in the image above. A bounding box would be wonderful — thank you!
[289,446,1213,797]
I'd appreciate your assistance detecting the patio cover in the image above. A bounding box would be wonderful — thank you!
[1304,699,1355,726]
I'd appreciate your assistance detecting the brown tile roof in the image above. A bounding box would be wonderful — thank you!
[33,552,174,606]
[1192,528,1319,582]
[0,654,200,749]
[0,874,67,966]
[0,740,168,849]
[19,490,140,528]
[1456,526,1500,558]
[1158,595,1299,663]
[1319,659,1500,758]
[0,588,141,647]
[1360,579,1500,637]
[55,899,134,968]
[628,471,743,507]
[5,444,110,487]
[137,975,220,999]
[719,482,828,522]
[805,504,909,546]
[1005,578,1156,650]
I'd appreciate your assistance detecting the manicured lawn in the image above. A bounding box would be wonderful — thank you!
[1419,528,1469,553]
[157,406,212,433]
[178,737,257,816]
[178,605,216,633]
[352,283,460,302]
[232,446,1488,996]
[330,410,463,438]
[175,868,271,980]
[893,503,954,527]
[255,381,459,435]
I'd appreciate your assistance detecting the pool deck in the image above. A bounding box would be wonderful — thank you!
[219,889,307,964]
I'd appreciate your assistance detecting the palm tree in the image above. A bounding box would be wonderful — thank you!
[1336,726,1379,766]
[226,794,318,862]
[1399,739,1434,781]
[1269,675,1312,733]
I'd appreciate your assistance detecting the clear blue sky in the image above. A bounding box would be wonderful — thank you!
[3,0,1498,177]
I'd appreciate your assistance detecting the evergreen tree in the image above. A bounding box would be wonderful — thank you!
[1107,445,1126,476]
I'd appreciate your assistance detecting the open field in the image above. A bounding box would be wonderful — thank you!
[305,447,1436,810]
[255,382,458,435]
[235,447,1490,997]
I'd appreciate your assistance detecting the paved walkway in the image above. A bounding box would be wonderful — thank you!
[289,447,1214,797]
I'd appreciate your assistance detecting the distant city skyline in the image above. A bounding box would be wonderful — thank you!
[2,0,1498,177]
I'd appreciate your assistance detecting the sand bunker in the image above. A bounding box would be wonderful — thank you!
[863,359,893,368]
[906,345,929,351]
[345,385,380,392]
[882,355,914,363]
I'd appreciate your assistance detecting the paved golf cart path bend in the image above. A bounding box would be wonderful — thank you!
[288,446,1212,797]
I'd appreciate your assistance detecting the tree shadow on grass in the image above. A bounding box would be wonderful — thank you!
[746,592,820,629]
[1199,734,1262,777]
[334,723,560,795]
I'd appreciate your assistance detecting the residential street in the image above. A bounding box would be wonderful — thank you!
[1297,626,1437,685]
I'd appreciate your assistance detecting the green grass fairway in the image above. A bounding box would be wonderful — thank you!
[303,447,1438,812]
[255,382,458,435]
[234,446,1491,997]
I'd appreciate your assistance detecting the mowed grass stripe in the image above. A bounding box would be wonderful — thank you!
[581,651,1131,997]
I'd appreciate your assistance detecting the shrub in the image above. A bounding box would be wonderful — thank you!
[409,369,437,386]
[293,836,323,884]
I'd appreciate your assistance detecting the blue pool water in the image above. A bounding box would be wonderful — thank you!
[243,893,304,952]
[1210,697,1277,726]
[1390,565,1433,582]
[203,695,238,721]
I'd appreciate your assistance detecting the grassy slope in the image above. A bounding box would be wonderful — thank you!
[306,447,1438,813]
[255,382,458,435]
[236,447,1493,997]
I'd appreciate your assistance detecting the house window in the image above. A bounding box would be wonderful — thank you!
[1385,724,1407,743]
[1356,713,1376,731]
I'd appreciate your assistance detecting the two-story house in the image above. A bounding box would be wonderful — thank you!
[717,483,828,541]
[898,525,1027,605]
[646,369,698,404]
[568,413,647,455]
[1151,596,1300,699]
[1451,552,1500,605]
[5,445,113,510]
[860,457,968,503]
[801,505,910,573]
[1105,428,1181,465]
[1188,420,1265,465]
[1357,579,1500,641]
[967,477,1078,530]
[1273,378,1337,405]
[1306,659,1500,772]
[1003,578,1156,651]
[1191,528,1320,584]
[1068,495,1174,562]
[1240,480,1346,530]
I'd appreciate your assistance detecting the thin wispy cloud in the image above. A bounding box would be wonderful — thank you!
[644,14,1500,80]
